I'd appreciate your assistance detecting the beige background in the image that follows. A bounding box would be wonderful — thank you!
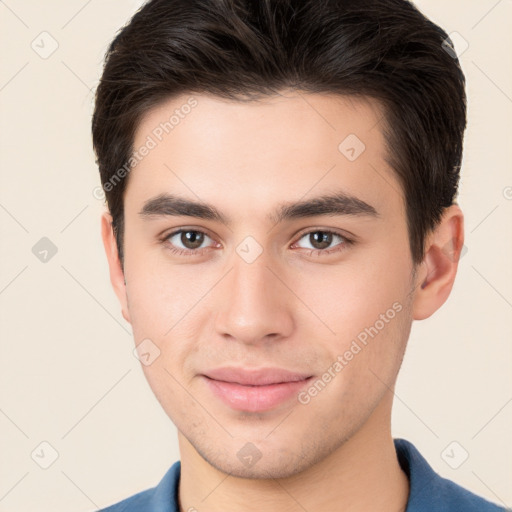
[0,1,511,511]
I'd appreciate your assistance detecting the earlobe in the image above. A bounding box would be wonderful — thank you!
[412,205,465,320]
[100,211,131,324]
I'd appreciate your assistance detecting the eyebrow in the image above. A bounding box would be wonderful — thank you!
[138,191,379,226]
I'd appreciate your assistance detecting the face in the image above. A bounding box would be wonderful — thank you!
[107,91,421,478]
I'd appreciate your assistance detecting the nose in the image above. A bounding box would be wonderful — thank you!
[214,249,294,345]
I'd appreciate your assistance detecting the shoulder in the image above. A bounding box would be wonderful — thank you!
[97,461,181,512]
[394,438,507,512]
[434,476,508,511]
[99,488,154,512]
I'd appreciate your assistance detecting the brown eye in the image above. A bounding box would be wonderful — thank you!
[166,229,212,251]
[180,230,205,249]
[309,231,333,249]
[294,229,350,255]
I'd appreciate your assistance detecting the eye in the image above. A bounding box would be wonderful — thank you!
[293,229,352,254]
[164,229,216,254]
[161,227,353,258]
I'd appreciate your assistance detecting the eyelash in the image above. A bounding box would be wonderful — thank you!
[296,230,355,256]
[160,228,354,258]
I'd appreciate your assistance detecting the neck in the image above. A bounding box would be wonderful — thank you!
[177,395,409,512]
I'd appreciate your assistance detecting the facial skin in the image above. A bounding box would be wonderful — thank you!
[102,90,464,511]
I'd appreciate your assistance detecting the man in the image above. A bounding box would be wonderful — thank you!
[92,0,506,510]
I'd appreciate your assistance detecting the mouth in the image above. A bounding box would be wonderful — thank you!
[201,367,314,412]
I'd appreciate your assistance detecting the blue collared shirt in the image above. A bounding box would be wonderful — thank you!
[98,438,507,511]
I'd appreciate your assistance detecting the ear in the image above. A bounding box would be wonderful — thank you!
[100,211,131,324]
[412,204,465,320]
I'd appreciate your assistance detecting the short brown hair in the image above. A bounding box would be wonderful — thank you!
[92,0,467,267]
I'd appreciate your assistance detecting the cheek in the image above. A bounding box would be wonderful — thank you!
[124,252,216,381]
[125,263,206,416]
[123,241,207,336]
[287,240,413,398]
[289,247,412,343]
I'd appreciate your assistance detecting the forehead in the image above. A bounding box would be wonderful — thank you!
[127,91,404,220]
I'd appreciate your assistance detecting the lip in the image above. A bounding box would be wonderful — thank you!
[201,367,313,412]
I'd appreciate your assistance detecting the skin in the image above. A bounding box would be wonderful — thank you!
[101,90,464,511]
